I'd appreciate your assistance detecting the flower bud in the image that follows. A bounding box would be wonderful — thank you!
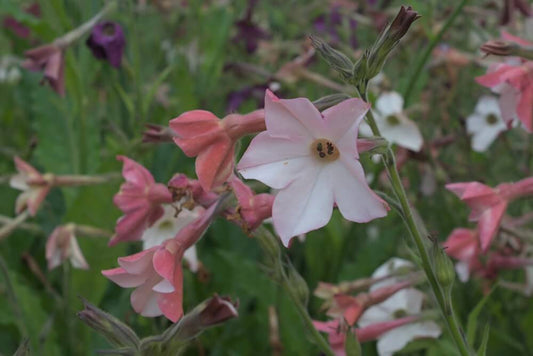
[344,327,362,356]
[312,93,351,111]
[287,265,310,305]
[309,35,354,81]
[433,243,455,291]
[86,21,126,68]
[77,298,140,349]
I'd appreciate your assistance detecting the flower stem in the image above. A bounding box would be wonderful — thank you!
[358,89,472,356]
[402,0,469,107]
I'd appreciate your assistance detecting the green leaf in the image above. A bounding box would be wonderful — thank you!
[476,324,490,356]
[466,286,496,346]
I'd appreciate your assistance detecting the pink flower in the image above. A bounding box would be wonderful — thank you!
[22,43,65,96]
[9,156,53,216]
[226,176,274,233]
[46,224,89,270]
[110,156,172,246]
[238,90,388,246]
[446,177,533,251]
[443,228,481,282]
[169,109,265,191]
[103,203,218,322]
[476,34,533,132]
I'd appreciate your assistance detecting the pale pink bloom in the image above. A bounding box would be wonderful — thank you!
[446,177,533,251]
[110,156,173,246]
[476,36,533,132]
[466,96,507,152]
[103,203,217,322]
[238,90,388,246]
[359,92,423,151]
[314,317,420,356]
[169,109,265,191]
[9,156,53,216]
[46,224,89,270]
[142,204,203,272]
[227,176,274,233]
[22,43,65,96]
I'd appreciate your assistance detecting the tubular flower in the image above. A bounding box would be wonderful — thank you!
[110,156,173,246]
[46,224,89,270]
[446,177,533,251]
[9,156,53,216]
[238,90,388,246]
[169,109,265,191]
[22,43,65,96]
[103,203,217,322]
[86,21,126,68]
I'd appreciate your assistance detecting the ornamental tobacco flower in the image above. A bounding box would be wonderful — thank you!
[46,224,89,270]
[22,44,65,96]
[110,156,173,246]
[466,96,507,152]
[86,21,126,68]
[238,90,388,246]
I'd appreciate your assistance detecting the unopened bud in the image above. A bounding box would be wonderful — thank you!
[433,243,455,291]
[309,35,354,81]
[357,137,389,155]
[344,327,362,356]
[287,265,309,305]
[142,123,177,143]
[77,298,140,349]
[313,93,351,111]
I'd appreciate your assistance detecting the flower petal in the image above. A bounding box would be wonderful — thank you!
[101,267,148,288]
[377,321,441,356]
[376,92,404,116]
[321,98,370,142]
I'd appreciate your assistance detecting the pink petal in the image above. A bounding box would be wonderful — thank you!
[195,139,234,190]
[169,111,221,148]
[501,31,533,46]
[321,98,370,143]
[117,247,157,274]
[158,264,184,322]
[27,186,51,216]
[14,156,41,178]
[478,203,507,251]
[131,278,162,317]
[117,156,155,187]
[238,132,312,189]
[516,85,533,132]
[443,228,478,261]
[110,208,152,245]
[331,159,388,222]
[498,86,519,124]
[153,247,177,283]
[272,165,334,246]
[102,267,148,288]
[264,89,324,140]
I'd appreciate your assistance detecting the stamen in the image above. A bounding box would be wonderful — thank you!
[311,138,339,162]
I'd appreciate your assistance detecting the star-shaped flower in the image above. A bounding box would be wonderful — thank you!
[237,90,388,246]
[466,96,507,152]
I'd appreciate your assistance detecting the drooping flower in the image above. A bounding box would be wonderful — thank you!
[22,43,65,96]
[86,21,126,68]
[359,91,423,151]
[466,96,507,152]
[46,224,89,270]
[238,90,388,246]
[358,258,441,356]
[103,203,217,322]
[110,156,173,246]
[169,109,265,191]
[476,34,533,132]
[9,156,53,216]
[446,177,533,250]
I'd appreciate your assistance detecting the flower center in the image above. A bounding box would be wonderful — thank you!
[386,115,400,126]
[486,114,498,125]
[311,139,339,162]
[103,23,116,36]
[393,309,408,318]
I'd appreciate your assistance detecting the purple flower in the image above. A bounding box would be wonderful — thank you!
[233,0,269,54]
[86,21,125,68]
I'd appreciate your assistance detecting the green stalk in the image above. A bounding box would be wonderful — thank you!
[402,0,469,107]
[358,89,472,355]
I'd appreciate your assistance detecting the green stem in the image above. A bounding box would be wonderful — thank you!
[359,91,472,356]
[402,0,469,107]
[0,255,28,338]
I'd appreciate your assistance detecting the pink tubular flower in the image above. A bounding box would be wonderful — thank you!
[103,203,217,322]
[46,224,89,270]
[22,44,65,96]
[476,34,533,132]
[110,156,173,246]
[169,109,265,191]
[237,90,388,246]
[9,156,53,216]
[226,176,274,233]
[446,177,533,251]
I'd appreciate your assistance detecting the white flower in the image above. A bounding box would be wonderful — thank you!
[360,92,423,152]
[142,204,202,272]
[359,258,442,356]
[466,96,507,152]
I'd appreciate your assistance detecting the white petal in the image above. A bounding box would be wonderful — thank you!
[152,278,175,293]
[377,321,441,356]
[331,159,387,222]
[376,92,404,116]
[358,304,392,327]
[68,237,89,270]
[380,117,423,151]
[475,96,501,116]
[140,292,163,317]
[466,113,487,134]
[272,166,334,246]
[183,245,199,272]
[371,258,414,290]
[455,261,470,282]
[238,132,315,189]
[471,124,506,152]
[321,98,369,142]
